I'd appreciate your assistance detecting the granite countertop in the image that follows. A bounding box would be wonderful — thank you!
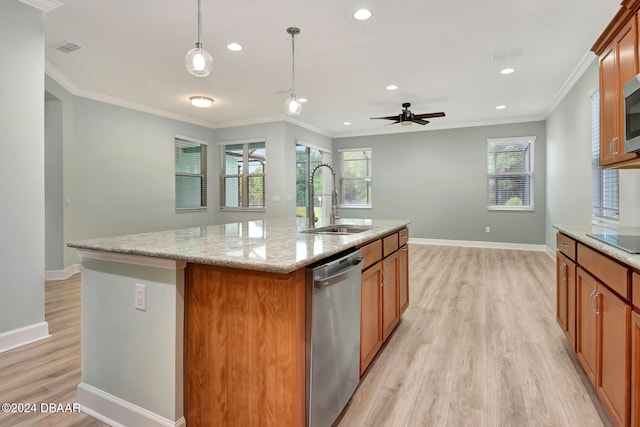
[68,217,411,274]
[553,224,640,271]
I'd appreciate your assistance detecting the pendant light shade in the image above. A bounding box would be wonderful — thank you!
[186,0,212,77]
[285,27,301,116]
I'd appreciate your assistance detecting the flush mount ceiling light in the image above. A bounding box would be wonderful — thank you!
[500,68,515,75]
[386,84,398,90]
[343,122,352,126]
[227,42,242,52]
[353,9,373,20]
[185,0,213,77]
[284,27,302,116]
[190,96,214,107]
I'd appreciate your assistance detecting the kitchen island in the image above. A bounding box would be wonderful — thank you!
[68,217,410,427]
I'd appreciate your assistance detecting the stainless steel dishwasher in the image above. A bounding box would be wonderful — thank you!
[306,249,363,427]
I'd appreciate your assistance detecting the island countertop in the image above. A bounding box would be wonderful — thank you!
[67,217,411,273]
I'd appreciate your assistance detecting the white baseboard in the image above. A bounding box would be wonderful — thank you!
[409,237,547,252]
[45,264,81,281]
[0,321,50,354]
[77,383,185,427]
[544,246,556,260]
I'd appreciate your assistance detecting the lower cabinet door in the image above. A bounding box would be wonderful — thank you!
[576,267,598,386]
[360,262,383,375]
[399,245,409,315]
[597,284,630,427]
[631,311,640,427]
[382,251,399,341]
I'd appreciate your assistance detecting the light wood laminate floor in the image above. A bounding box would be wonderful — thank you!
[0,245,613,426]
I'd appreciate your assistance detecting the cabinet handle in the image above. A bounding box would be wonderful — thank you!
[560,262,567,281]
[560,243,568,247]
[594,292,601,316]
[401,246,408,252]
[588,289,596,313]
[610,137,619,155]
[381,267,385,287]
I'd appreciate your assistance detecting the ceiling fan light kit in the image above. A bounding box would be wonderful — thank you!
[284,26,302,116]
[371,102,446,126]
[185,0,213,77]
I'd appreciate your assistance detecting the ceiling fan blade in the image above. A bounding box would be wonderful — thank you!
[413,112,446,119]
[385,121,401,126]
[413,119,430,125]
[371,115,401,121]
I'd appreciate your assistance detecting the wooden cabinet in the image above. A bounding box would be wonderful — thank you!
[382,250,399,341]
[399,244,409,315]
[631,311,640,427]
[596,10,640,168]
[360,261,383,375]
[576,266,631,427]
[359,227,408,375]
[557,252,577,350]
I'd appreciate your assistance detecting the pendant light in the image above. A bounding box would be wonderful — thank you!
[284,27,302,116]
[185,0,213,77]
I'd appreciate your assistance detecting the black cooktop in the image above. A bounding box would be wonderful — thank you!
[587,233,640,254]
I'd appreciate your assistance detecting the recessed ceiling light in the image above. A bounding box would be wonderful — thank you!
[227,42,242,52]
[298,98,308,103]
[353,9,372,20]
[496,105,506,110]
[190,96,214,108]
[386,84,398,90]
[344,122,352,126]
[500,68,515,75]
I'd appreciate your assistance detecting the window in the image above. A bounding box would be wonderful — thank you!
[487,137,535,210]
[221,140,266,209]
[591,90,619,221]
[340,148,372,207]
[175,136,207,211]
[296,144,330,219]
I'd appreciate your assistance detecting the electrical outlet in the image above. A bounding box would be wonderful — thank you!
[485,226,491,233]
[135,283,146,311]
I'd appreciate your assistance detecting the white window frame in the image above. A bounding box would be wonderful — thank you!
[339,147,372,208]
[175,134,208,212]
[487,136,535,211]
[591,90,619,223]
[219,138,266,211]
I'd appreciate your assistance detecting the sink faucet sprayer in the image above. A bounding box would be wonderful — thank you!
[308,163,340,228]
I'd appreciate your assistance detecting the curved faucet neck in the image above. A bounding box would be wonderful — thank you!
[309,163,339,228]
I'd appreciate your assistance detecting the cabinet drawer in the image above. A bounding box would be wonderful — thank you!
[361,239,382,270]
[557,233,577,261]
[633,273,640,310]
[399,227,409,246]
[577,243,629,299]
[383,233,399,258]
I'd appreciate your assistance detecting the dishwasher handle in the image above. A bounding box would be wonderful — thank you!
[314,257,363,289]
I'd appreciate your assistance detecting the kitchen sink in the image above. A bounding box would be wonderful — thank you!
[301,224,374,235]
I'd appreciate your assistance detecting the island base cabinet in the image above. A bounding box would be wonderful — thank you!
[360,262,383,375]
[576,267,631,427]
[632,311,640,427]
[184,263,306,427]
[382,251,400,341]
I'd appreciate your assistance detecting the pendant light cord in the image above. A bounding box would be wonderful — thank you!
[197,0,202,46]
[291,32,296,95]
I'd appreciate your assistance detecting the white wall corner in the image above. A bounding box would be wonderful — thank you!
[45,263,81,281]
[0,322,50,354]
[78,383,185,427]
[18,0,62,12]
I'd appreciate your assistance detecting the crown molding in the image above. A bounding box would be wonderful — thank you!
[542,51,596,119]
[19,0,62,12]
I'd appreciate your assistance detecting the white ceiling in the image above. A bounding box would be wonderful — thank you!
[44,0,620,138]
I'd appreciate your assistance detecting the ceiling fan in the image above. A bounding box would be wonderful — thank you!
[371,102,445,126]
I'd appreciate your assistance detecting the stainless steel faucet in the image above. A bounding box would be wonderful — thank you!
[308,163,340,228]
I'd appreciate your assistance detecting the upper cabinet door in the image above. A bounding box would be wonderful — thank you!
[600,16,640,167]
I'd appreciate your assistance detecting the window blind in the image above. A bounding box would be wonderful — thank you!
[175,138,207,210]
[487,137,534,210]
[591,90,619,221]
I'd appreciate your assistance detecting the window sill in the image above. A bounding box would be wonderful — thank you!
[487,206,534,212]
[219,207,266,213]
[176,207,207,213]
[339,205,372,209]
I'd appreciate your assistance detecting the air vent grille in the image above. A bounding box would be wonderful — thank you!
[52,41,82,53]
[491,48,525,61]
